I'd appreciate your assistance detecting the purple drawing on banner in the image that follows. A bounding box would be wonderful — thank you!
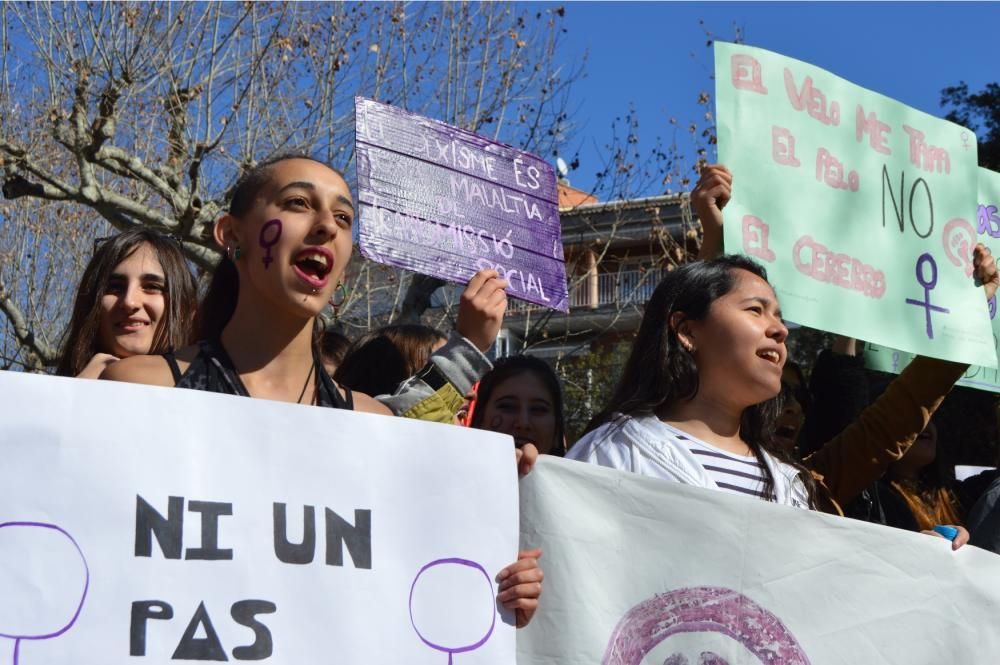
[991,294,997,321]
[0,522,89,665]
[259,219,282,269]
[602,586,811,665]
[904,253,949,340]
[409,558,496,665]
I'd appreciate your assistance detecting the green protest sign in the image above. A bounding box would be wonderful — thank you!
[867,168,1000,391]
[715,42,995,368]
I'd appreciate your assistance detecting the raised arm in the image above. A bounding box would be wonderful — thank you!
[378,270,507,421]
[692,164,732,260]
[806,244,997,508]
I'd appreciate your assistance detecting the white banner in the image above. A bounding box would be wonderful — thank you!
[0,372,517,664]
[518,457,1000,664]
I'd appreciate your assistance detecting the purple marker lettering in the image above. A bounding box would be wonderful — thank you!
[978,204,1000,239]
[905,253,949,339]
[259,219,282,269]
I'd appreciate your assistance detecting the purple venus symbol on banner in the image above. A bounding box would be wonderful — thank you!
[990,294,997,321]
[409,558,496,664]
[258,219,282,269]
[0,522,89,665]
[891,351,900,372]
[905,253,949,339]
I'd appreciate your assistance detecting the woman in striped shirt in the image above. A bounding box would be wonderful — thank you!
[568,248,997,529]
[567,254,812,507]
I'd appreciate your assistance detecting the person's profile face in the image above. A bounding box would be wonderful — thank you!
[683,270,788,409]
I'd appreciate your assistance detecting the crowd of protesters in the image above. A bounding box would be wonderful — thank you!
[54,155,1000,627]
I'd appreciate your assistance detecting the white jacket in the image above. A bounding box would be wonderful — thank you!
[567,413,811,509]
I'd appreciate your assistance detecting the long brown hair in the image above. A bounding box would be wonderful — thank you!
[56,229,197,376]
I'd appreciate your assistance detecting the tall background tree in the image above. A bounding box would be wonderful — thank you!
[0,1,579,370]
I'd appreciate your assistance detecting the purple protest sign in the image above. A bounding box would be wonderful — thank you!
[355,97,569,311]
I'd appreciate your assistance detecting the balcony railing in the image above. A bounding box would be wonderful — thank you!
[506,268,666,314]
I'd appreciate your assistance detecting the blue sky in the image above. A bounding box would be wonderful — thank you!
[552,1,1000,196]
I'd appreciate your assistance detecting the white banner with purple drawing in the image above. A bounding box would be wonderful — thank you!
[0,372,517,665]
[518,457,1000,664]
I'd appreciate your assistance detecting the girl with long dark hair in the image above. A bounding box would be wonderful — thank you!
[58,228,197,379]
[569,255,815,505]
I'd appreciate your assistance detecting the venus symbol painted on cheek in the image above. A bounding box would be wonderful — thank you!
[489,415,504,430]
[259,219,282,269]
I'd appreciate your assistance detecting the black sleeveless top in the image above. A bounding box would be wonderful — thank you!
[163,339,353,410]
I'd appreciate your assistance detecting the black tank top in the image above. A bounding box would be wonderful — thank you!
[163,339,353,410]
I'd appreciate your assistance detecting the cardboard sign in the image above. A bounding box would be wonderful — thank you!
[0,372,517,664]
[715,42,995,367]
[355,97,569,311]
[867,168,1000,391]
[517,457,1000,663]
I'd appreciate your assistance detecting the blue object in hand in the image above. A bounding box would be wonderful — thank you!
[933,525,959,541]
